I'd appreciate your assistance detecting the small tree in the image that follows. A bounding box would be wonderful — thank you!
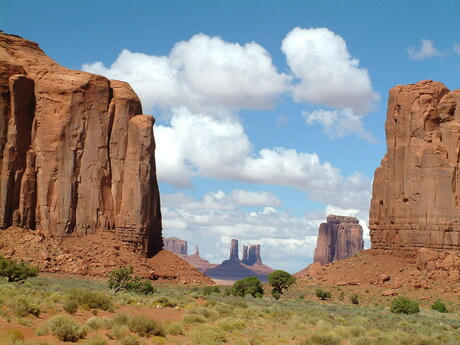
[107,267,156,295]
[390,296,419,314]
[267,270,296,300]
[431,300,448,313]
[315,289,331,300]
[232,276,264,298]
[0,255,39,282]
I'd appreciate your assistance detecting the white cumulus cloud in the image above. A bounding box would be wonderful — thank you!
[303,108,376,142]
[407,39,442,60]
[281,27,378,115]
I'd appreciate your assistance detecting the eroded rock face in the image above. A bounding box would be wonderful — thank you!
[0,32,162,256]
[164,237,188,255]
[242,244,262,265]
[314,214,364,265]
[370,80,460,251]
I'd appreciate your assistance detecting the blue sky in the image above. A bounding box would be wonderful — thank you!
[2,0,460,272]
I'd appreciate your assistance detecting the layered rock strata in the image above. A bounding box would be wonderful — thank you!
[370,80,460,251]
[314,215,364,265]
[0,32,162,256]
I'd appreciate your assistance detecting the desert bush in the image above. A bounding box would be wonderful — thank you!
[302,333,341,345]
[217,318,246,332]
[63,297,79,314]
[203,286,220,295]
[390,297,419,314]
[69,289,113,311]
[86,316,112,330]
[166,322,184,335]
[232,277,264,298]
[108,267,156,295]
[182,313,207,324]
[351,294,359,305]
[112,313,130,326]
[127,315,166,337]
[315,289,332,300]
[267,270,296,299]
[431,300,448,313]
[0,329,24,344]
[152,296,177,308]
[189,324,225,345]
[7,296,40,317]
[37,314,87,342]
[80,335,108,345]
[187,306,218,320]
[0,255,39,282]
[115,335,146,345]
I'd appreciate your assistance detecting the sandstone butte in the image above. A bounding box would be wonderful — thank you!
[370,80,460,252]
[313,214,364,265]
[0,31,163,256]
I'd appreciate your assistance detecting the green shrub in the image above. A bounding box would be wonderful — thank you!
[152,296,177,308]
[8,296,40,317]
[112,313,130,326]
[350,294,359,305]
[127,315,166,337]
[182,314,207,324]
[108,267,156,295]
[189,324,225,345]
[302,334,341,345]
[267,270,296,299]
[431,300,448,313]
[69,289,113,311]
[37,314,87,342]
[315,289,332,300]
[63,297,79,314]
[203,286,220,295]
[217,318,246,332]
[232,277,264,298]
[86,316,112,330]
[0,256,39,282]
[115,335,146,345]
[0,329,24,343]
[390,297,420,314]
[166,322,184,335]
[80,335,108,345]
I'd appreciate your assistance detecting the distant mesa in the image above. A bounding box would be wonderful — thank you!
[314,214,364,266]
[204,238,274,282]
[370,80,460,251]
[163,237,217,272]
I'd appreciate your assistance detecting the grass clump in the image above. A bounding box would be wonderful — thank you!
[302,334,341,345]
[217,318,246,332]
[69,289,113,311]
[86,316,113,330]
[63,296,79,314]
[115,335,146,345]
[390,297,419,314]
[431,300,448,313]
[166,322,184,335]
[182,313,207,324]
[37,314,87,342]
[189,324,225,345]
[127,315,166,337]
[80,335,108,345]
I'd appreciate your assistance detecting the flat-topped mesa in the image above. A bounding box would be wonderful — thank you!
[314,214,364,265]
[370,80,460,252]
[164,237,188,256]
[0,32,162,256]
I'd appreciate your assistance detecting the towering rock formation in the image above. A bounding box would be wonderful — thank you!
[314,215,364,265]
[370,80,460,251]
[229,239,239,260]
[242,244,262,265]
[164,237,187,255]
[0,32,162,256]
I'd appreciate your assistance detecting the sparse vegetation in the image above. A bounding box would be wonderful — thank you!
[0,255,38,282]
[350,294,359,305]
[37,314,87,342]
[127,315,166,337]
[390,296,420,314]
[231,276,264,298]
[267,270,296,299]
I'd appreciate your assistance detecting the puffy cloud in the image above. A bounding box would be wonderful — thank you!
[281,27,378,115]
[83,34,290,115]
[303,108,376,142]
[407,39,442,60]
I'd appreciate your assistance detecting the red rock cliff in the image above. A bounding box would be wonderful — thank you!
[370,80,460,251]
[314,215,364,265]
[0,32,162,256]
